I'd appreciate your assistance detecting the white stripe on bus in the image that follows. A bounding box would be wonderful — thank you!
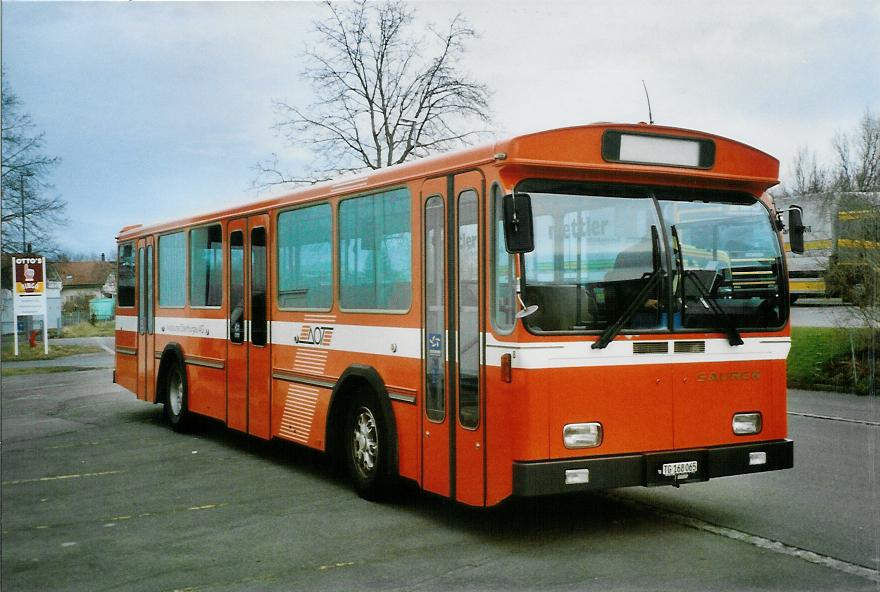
[125,317,789,369]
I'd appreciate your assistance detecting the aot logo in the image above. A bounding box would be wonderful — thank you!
[295,325,334,346]
[696,371,761,383]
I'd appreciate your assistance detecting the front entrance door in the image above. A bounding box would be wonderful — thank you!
[421,170,486,505]
[226,215,272,438]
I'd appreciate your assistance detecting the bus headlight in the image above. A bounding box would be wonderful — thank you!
[563,422,603,449]
[732,412,762,435]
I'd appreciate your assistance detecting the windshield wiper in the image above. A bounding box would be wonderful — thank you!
[592,225,662,350]
[670,224,743,346]
[683,271,744,346]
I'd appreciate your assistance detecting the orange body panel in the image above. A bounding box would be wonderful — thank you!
[546,364,676,459]
[114,322,138,394]
[227,338,248,431]
[672,360,785,448]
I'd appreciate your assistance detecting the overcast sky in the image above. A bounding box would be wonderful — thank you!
[3,0,879,257]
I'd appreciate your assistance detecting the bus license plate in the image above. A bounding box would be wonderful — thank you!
[661,461,698,477]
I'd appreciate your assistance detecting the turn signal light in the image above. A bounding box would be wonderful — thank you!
[501,353,512,383]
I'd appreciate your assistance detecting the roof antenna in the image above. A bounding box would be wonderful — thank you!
[641,80,654,124]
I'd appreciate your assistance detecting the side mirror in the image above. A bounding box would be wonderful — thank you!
[503,193,535,253]
[788,205,806,254]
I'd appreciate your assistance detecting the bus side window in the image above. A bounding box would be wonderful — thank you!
[117,243,135,307]
[158,231,186,308]
[190,224,223,307]
[339,188,412,311]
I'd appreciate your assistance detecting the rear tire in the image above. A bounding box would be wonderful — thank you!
[163,363,191,432]
[345,392,391,501]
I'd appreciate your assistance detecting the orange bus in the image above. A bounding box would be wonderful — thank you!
[114,122,799,506]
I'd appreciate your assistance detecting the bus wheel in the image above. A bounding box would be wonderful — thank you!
[346,393,390,501]
[163,363,191,432]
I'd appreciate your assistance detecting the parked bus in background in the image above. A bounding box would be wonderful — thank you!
[775,192,834,302]
[777,191,879,304]
[828,192,880,305]
[114,123,803,506]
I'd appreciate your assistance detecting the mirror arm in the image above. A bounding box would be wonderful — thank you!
[515,255,538,319]
[510,192,519,228]
[775,209,785,231]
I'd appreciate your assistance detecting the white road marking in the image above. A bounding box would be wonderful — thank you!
[610,494,880,583]
[94,337,115,355]
[2,470,124,486]
[787,411,880,428]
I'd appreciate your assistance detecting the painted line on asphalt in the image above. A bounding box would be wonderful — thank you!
[188,504,226,511]
[787,411,880,427]
[2,470,124,486]
[610,494,880,583]
[94,337,115,355]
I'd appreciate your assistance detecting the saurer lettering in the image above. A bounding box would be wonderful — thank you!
[696,371,761,383]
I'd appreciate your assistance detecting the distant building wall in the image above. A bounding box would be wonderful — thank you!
[61,286,104,305]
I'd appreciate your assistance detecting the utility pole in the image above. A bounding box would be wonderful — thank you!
[18,171,35,346]
[19,171,33,252]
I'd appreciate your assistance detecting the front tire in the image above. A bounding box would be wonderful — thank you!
[163,363,191,432]
[345,393,391,501]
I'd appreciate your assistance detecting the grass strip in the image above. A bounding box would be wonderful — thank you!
[789,327,877,395]
[0,342,102,362]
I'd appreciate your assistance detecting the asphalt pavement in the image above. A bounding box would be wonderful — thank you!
[790,304,872,328]
[1,365,878,591]
[621,388,880,571]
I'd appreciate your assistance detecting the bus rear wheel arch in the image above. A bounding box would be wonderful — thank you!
[327,366,399,501]
[345,390,392,500]
[157,345,191,432]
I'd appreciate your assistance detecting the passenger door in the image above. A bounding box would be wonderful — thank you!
[421,171,486,505]
[136,237,155,402]
[226,215,272,438]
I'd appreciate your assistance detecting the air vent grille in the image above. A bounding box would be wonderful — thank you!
[674,341,706,353]
[633,342,669,354]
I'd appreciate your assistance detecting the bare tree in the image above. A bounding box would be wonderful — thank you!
[832,109,880,192]
[1,72,66,255]
[776,110,879,394]
[254,0,492,188]
[781,146,829,196]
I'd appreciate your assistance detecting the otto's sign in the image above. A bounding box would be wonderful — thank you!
[11,253,48,318]
[9,253,49,355]
[14,255,45,295]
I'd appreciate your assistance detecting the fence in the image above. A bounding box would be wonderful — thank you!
[61,311,109,328]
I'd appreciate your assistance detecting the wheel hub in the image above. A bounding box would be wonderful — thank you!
[352,407,378,478]
[169,374,183,416]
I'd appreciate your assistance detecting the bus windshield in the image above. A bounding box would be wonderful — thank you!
[520,181,786,334]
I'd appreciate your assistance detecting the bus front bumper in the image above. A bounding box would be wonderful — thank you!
[512,439,793,497]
